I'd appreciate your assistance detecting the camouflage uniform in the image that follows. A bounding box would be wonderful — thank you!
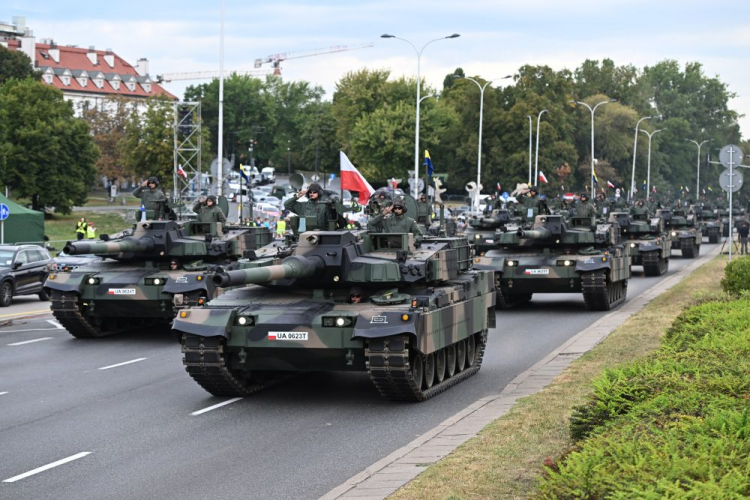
[367,213,423,239]
[133,183,167,219]
[613,197,627,210]
[576,200,597,218]
[284,185,335,230]
[630,202,649,218]
[192,200,227,224]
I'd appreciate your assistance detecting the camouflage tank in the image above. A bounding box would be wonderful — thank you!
[173,230,495,402]
[659,208,702,258]
[473,214,631,310]
[694,205,722,244]
[44,220,274,338]
[465,209,515,255]
[608,212,670,276]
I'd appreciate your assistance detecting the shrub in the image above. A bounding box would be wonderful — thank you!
[721,255,750,296]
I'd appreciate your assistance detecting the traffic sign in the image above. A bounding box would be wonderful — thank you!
[310,174,320,182]
[0,204,9,221]
[719,168,743,193]
[719,144,744,168]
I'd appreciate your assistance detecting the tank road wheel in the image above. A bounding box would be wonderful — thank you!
[466,335,477,367]
[435,349,446,384]
[423,353,436,389]
[681,238,697,258]
[410,351,424,390]
[456,340,467,372]
[446,345,457,378]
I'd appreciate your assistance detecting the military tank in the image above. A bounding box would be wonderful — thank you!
[659,208,702,258]
[173,229,495,402]
[473,214,631,310]
[44,220,274,338]
[694,205,722,244]
[465,209,515,255]
[608,212,670,276]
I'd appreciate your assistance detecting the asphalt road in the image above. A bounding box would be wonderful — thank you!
[0,246,717,500]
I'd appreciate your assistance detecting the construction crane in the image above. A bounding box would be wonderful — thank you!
[155,69,270,83]
[254,43,374,75]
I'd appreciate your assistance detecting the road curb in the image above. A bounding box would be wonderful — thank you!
[320,247,722,500]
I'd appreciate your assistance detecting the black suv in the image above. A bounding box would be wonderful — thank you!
[0,245,53,306]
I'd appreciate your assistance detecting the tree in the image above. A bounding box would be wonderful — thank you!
[119,96,175,187]
[0,79,97,213]
[81,97,135,184]
[0,46,40,85]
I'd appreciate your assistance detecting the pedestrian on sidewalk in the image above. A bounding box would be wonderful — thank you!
[738,220,749,255]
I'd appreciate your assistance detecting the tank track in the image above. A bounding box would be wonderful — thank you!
[365,333,487,402]
[181,334,288,397]
[641,250,667,277]
[495,277,532,309]
[708,228,720,244]
[50,295,111,338]
[581,270,627,311]
[681,237,698,258]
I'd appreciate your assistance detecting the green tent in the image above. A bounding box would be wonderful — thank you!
[0,194,45,245]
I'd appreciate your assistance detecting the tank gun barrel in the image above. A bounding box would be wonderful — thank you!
[516,227,552,240]
[63,238,154,256]
[212,255,324,288]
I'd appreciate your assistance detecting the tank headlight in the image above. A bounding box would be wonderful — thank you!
[401,314,410,321]
[322,316,353,327]
[196,275,203,281]
[335,318,346,327]
[602,257,608,262]
[87,277,100,285]
[564,260,572,266]
[238,316,247,325]
[179,311,189,318]
[630,243,636,248]
[506,260,517,267]
[235,315,254,326]
[475,234,481,240]
[333,275,340,282]
[671,231,677,237]
[153,278,161,286]
[49,274,56,280]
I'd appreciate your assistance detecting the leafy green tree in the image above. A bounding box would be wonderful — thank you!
[0,46,40,85]
[0,79,97,213]
[81,96,134,184]
[119,96,174,186]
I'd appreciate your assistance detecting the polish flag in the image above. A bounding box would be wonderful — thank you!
[539,171,549,184]
[268,333,277,340]
[340,152,375,204]
[607,180,615,189]
[177,165,188,179]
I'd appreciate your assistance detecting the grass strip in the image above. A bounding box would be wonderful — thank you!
[390,255,728,500]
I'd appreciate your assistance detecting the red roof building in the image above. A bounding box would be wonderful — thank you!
[1,17,176,109]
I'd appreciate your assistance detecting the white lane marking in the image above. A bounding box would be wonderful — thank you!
[98,358,147,371]
[3,452,92,483]
[2,328,59,334]
[46,320,64,330]
[191,397,243,416]
[0,392,8,396]
[7,337,53,346]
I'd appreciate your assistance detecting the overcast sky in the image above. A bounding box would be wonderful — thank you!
[7,0,750,141]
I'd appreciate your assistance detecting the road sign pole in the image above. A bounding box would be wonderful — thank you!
[1,220,3,245]
[729,147,734,262]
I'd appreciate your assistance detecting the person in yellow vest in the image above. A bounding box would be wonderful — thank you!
[275,217,286,238]
[86,222,97,240]
[75,217,88,240]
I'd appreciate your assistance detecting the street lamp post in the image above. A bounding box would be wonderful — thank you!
[527,115,533,184]
[629,115,654,201]
[456,75,511,213]
[287,140,291,175]
[217,0,225,196]
[572,99,616,197]
[382,33,459,197]
[687,139,710,196]
[641,128,665,195]
[534,109,548,187]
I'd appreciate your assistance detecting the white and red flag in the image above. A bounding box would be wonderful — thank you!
[539,171,549,184]
[607,180,615,189]
[177,165,188,179]
[340,151,375,204]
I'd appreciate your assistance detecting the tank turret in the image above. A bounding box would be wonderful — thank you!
[516,227,552,240]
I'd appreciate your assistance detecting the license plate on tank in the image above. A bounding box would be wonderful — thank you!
[485,239,494,243]
[524,269,549,275]
[268,332,308,341]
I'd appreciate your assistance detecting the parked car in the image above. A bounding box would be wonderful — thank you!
[0,245,53,306]
[52,251,104,272]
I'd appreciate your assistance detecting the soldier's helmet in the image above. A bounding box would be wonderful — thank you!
[392,199,407,213]
[529,186,539,195]
[206,195,217,203]
[148,176,160,186]
[580,192,589,201]
[308,183,323,195]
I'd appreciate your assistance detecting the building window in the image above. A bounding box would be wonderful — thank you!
[44,75,53,84]
[62,76,70,86]
[142,83,151,93]
[94,79,103,89]
[111,81,120,90]
[78,78,88,87]
[126,82,136,92]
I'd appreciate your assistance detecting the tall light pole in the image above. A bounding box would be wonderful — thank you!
[527,115,533,184]
[572,99,616,197]
[534,109,548,187]
[456,75,511,213]
[641,128,665,195]
[381,33,459,197]
[217,0,225,196]
[629,115,655,201]
[687,139,710,196]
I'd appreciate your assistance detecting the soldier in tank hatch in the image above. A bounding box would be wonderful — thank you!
[575,192,596,218]
[192,195,227,225]
[284,182,336,230]
[367,198,422,240]
[133,176,167,220]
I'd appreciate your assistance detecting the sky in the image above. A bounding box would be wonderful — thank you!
[6,0,750,141]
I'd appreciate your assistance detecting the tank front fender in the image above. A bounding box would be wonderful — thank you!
[352,311,417,339]
[44,273,85,293]
[163,274,213,295]
[172,308,233,338]
[575,257,612,272]
[638,242,662,253]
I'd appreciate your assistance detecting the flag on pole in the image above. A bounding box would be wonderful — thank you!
[496,182,501,192]
[592,171,599,185]
[340,151,375,204]
[606,180,615,189]
[642,179,647,190]
[685,186,690,193]
[423,150,434,177]
[652,186,658,193]
[239,164,251,182]
[177,164,188,179]
[539,171,549,184]
[708,186,713,192]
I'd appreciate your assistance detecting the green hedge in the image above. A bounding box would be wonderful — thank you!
[721,255,750,296]
[538,297,750,499]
